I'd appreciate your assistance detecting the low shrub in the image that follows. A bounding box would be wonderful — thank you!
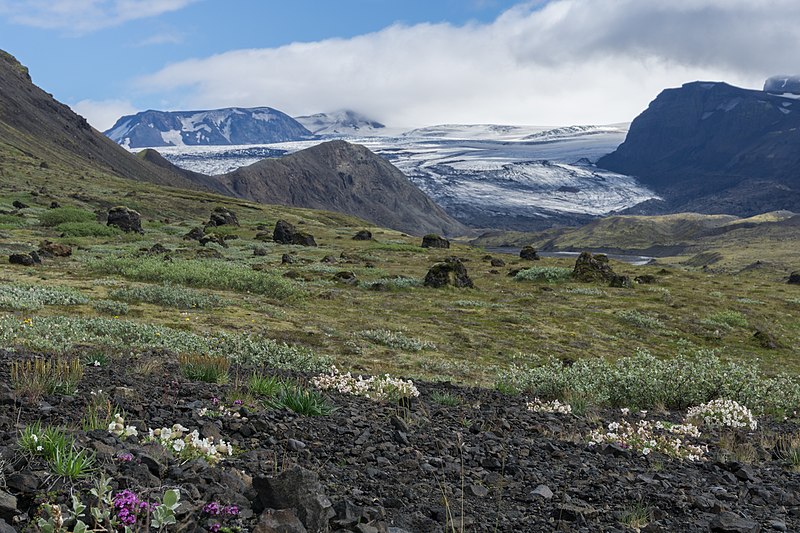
[91,299,129,315]
[0,283,88,311]
[514,267,573,283]
[358,329,436,351]
[618,309,665,330]
[38,207,95,227]
[56,222,121,237]
[88,256,300,299]
[703,310,749,330]
[110,283,226,309]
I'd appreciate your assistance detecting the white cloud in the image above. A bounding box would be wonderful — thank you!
[0,0,197,33]
[137,0,800,126]
[70,98,137,131]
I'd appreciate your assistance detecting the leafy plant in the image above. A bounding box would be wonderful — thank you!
[430,391,462,406]
[10,356,83,399]
[514,267,572,283]
[50,446,96,479]
[618,309,665,330]
[248,374,286,399]
[91,299,129,315]
[38,206,95,226]
[56,222,122,237]
[179,353,230,384]
[0,283,88,311]
[110,283,226,309]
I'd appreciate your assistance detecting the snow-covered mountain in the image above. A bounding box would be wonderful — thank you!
[294,110,385,136]
[150,122,655,230]
[105,107,312,148]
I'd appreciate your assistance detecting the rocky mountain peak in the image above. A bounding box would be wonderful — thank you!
[764,75,800,95]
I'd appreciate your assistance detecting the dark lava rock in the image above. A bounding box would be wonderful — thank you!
[9,252,40,266]
[107,206,143,234]
[183,227,205,241]
[37,240,72,258]
[332,271,358,285]
[273,220,297,244]
[321,255,337,264]
[12,200,28,209]
[0,490,16,521]
[424,258,474,288]
[609,274,632,288]
[788,271,800,285]
[49,201,60,209]
[199,233,228,248]
[709,511,760,533]
[254,466,335,533]
[146,243,170,255]
[282,254,295,264]
[520,245,540,260]
[490,258,505,267]
[206,206,239,227]
[421,234,450,249]
[253,508,308,533]
[572,251,615,282]
[353,230,373,241]
[635,274,658,284]
[292,232,317,247]
[253,247,268,257]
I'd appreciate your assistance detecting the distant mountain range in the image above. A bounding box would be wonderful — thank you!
[598,81,800,216]
[295,110,385,136]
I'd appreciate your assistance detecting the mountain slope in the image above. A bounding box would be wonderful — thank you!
[0,50,228,194]
[218,140,466,236]
[294,110,385,136]
[106,107,312,148]
[597,81,800,215]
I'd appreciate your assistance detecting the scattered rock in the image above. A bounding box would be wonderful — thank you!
[282,254,295,264]
[788,271,800,285]
[254,509,308,533]
[490,258,505,267]
[352,230,373,241]
[332,271,358,285]
[183,227,205,241]
[609,274,632,288]
[199,233,228,248]
[9,252,40,266]
[206,206,239,227]
[37,240,71,257]
[635,275,657,284]
[107,206,143,234]
[49,201,61,209]
[321,255,337,264]
[421,234,450,249]
[709,511,760,533]
[424,258,474,288]
[273,220,317,246]
[0,490,16,521]
[553,503,597,523]
[292,232,317,247]
[12,200,28,209]
[254,466,335,533]
[520,246,540,260]
[572,252,615,282]
[253,247,268,257]
[531,485,553,500]
[146,243,170,255]
[753,328,779,349]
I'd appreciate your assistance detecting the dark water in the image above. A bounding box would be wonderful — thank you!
[487,248,654,266]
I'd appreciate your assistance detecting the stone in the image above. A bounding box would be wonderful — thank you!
[6,472,39,494]
[709,511,760,532]
[531,485,553,500]
[572,252,615,282]
[332,271,358,285]
[469,485,489,498]
[183,227,205,241]
[634,274,657,284]
[490,258,506,267]
[9,252,40,266]
[147,243,170,255]
[253,509,308,533]
[37,240,72,258]
[292,232,317,247]
[520,245,540,260]
[49,201,61,209]
[753,329,779,349]
[282,254,295,264]
[0,519,16,533]
[608,274,632,288]
[768,520,787,531]
[352,230,373,241]
[254,466,335,533]
[321,255,337,264]
[12,200,28,209]
[788,271,800,284]
[552,503,597,523]
[207,206,239,227]
[254,247,268,256]
[107,206,144,234]
[421,234,450,249]
[424,258,474,288]
[273,220,297,244]
[0,490,16,521]
[199,233,228,248]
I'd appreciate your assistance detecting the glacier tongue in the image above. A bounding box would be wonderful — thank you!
[148,122,658,230]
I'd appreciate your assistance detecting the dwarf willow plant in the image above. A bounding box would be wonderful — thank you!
[87,256,300,299]
[514,267,573,283]
[0,283,88,311]
[358,329,436,351]
[0,315,331,371]
[110,283,226,309]
[38,206,95,226]
[496,349,800,416]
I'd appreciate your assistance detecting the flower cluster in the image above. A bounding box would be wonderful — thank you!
[112,489,157,526]
[526,398,572,414]
[108,413,138,439]
[203,501,240,532]
[197,401,245,420]
[146,423,233,464]
[312,366,420,401]
[686,399,758,431]
[589,418,707,461]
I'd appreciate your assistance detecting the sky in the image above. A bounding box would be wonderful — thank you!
[1,0,799,131]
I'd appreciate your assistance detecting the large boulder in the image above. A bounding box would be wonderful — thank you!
[107,206,143,234]
[206,206,239,227]
[572,252,615,283]
[424,258,474,288]
[520,245,540,260]
[421,234,450,249]
[9,252,40,266]
[273,220,317,246]
[292,232,317,247]
[37,240,71,257]
[788,271,800,285]
[254,466,334,533]
[352,230,373,241]
[183,227,205,241]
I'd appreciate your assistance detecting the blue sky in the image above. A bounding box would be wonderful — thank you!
[1,0,798,130]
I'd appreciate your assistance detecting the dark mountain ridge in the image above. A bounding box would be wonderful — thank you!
[598,81,800,216]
